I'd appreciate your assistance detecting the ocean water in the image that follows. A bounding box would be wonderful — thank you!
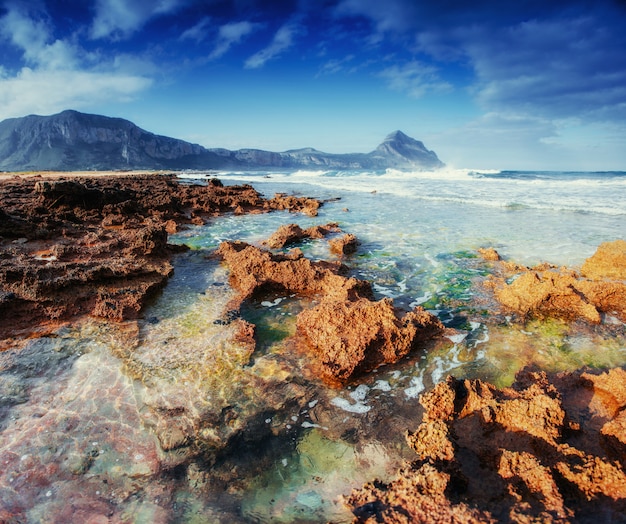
[1,168,625,523]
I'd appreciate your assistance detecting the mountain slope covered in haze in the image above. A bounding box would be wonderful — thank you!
[0,110,444,171]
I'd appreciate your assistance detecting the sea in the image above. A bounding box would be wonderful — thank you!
[1,168,625,523]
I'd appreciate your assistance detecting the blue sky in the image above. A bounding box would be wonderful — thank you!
[1,0,625,170]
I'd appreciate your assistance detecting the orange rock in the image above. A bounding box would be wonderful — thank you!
[478,247,501,261]
[581,239,626,280]
[329,233,359,256]
[296,298,443,384]
[345,367,626,522]
[264,222,341,249]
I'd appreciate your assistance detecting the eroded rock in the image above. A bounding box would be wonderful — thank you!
[344,367,626,523]
[296,298,443,385]
[264,222,341,249]
[217,235,443,385]
[216,240,371,308]
[486,240,626,323]
[0,174,323,341]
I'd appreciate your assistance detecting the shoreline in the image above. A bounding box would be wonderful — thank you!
[1,172,625,522]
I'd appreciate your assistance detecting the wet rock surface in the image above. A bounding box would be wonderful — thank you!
[297,298,443,385]
[344,366,626,523]
[0,174,321,342]
[486,240,626,323]
[217,230,443,385]
[264,222,340,249]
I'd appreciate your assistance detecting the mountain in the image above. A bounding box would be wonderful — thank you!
[0,110,444,171]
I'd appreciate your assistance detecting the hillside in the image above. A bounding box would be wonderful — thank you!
[0,110,444,171]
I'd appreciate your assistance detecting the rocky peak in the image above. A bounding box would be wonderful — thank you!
[371,130,444,169]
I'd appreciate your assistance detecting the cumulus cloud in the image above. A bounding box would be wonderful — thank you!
[0,3,152,120]
[90,0,183,40]
[0,68,152,119]
[210,20,259,60]
[379,60,452,98]
[0,5,78,70]
[245,20,302,69]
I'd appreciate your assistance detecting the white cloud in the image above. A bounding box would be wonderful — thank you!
[180,17,212,43]
[245,21,301,69]
[90,0,183,40]
[379,61,452,98]
[0,67,152,120]
[334,0,419,35]
[0,3,153,121]
[0,6,78,70]
[210,21,259,60]
[467,16,626,122]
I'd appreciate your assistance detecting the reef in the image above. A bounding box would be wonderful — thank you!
[216,232,443,385]
[344,366,626,523]
[485,240,626,323]
[0,174,321,342]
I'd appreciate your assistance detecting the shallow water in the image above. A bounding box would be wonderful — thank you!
[1,169,625,522]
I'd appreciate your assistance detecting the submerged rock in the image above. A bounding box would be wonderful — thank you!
[344,366,626,522]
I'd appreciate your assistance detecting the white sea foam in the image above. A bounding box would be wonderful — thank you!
[405,372,425,399]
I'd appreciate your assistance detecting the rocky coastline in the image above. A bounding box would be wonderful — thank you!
[0,173,319,345]
[1,172,625,522]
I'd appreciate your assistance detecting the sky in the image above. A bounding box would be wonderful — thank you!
[1,0,626,170]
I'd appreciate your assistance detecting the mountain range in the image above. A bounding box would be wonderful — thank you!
[0,110,444,172]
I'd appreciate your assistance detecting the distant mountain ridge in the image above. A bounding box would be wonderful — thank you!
[0,110,444,171]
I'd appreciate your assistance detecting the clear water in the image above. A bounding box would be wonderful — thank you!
[1,168,625,522]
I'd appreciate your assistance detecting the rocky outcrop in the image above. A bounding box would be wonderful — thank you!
[0,174,322,341]
[217,232,443,385]
[0,110,444,171]
[344,367,626,523]
[296,298,443,385]
[264,222,340,249]
[216,240,371,309]
[486,240,626,323]
[329,233,359,255]
[581,239,626,280]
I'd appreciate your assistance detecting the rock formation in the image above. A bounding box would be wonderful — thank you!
[344,367,626,522]
[264,222,340,249]
[217,231,443,385]
[486,240,626,323]
[0,174,321,341]
[296,298,443,385]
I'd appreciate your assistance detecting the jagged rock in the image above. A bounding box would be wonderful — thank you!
[296,298,443,385]
[344,367,626,522]
[478,247,501,261]
[0,174,322,340]
[264,222,341,249]
[265,193,321,216]
[581,239,626,280]
[218,236,442,385]
[216,240,371,308]
[329,233,358,255]
[487,241,626,323]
